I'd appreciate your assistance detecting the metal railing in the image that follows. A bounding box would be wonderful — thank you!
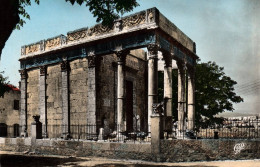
[46,124,151,143]
[168,119,260,139]
[195,119,260,139]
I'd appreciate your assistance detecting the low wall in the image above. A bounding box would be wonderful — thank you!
[0,138,259,162]
[0,138,152,161]
[160,139,260,162]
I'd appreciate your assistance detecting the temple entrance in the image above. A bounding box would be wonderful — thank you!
[125,81,133,132]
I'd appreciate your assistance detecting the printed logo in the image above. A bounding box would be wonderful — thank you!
[234,143,245,154]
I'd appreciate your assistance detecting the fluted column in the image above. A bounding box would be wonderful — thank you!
[163,53,173,131]
[61,60,70,139]
[19,69,28,137]
[187,67,195,131]
[115,50,129,131]
[177,62,186,136]
[39,66,48,138]
[147,44,159,132]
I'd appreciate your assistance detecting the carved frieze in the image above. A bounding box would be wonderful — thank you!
[25,44,40,54]
[122,12,146,28]
[45,37,61,50]
[87,24,112,37]
[67,28,88,42]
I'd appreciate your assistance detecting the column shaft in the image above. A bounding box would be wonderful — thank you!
[87,54,97,126]
[187,69,195,131]
[116,50,129,131]
[39,66,47,138]
[19,70,28,137]
[163,56,173,132]
[177,63,186,133]
[61,60,70,139]
[147,44,159,132]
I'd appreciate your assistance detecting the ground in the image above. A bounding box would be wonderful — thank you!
[0,151,260,167]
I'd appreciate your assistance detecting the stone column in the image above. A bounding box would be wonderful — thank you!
[115,50,129,131]
[163,53,173,132]
[187,67,195,131]
[39,66,48,138]
[19,69,28,137]
[177,62,186,137]
[147,44,159,133]
[87,52,97,127]
[61,60,70,139]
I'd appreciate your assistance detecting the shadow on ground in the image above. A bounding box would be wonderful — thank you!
[0,154,80,167]
[0,154,217,167]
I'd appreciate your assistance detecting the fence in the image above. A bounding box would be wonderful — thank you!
[195,119,260,139]
[47,124,151,143]
[169,119,260,139]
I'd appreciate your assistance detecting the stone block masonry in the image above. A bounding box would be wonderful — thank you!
[0,138,259,162]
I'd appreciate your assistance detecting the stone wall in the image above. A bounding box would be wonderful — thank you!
[46,64,62,138]
[0,138,152,161]
[23,49,147,138]
[0,138,259,162]
[160,139,260,162]
[0,90,20,126]
[69,58,88,126]
[27,69,39,135]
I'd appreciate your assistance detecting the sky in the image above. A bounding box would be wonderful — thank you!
[0,0,259,117]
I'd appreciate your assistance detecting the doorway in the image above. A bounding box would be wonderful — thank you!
[125,80,133,132]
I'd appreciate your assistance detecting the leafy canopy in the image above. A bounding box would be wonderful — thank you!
[158,61,243,127]
[17,0,139,29]
[0,71,11,97]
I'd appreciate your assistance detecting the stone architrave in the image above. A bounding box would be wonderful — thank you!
[147,44,159,133]
[177,62,186,136]
[39,66,48,138]
[163,53,173,132]
[61,60,70,139]
[87,51,97,127]
[187,67,195,131]
[19,69,28,137]
[115,49,129,132]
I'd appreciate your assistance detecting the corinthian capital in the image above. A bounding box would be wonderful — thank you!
[147,44,159,58]
[115,50,129,63]
[39,66,46,76]
[19,69,27,79]
[60,60,69,71]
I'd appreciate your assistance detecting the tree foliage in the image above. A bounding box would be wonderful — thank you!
[66,0,139,26]
[0,71,11,97]
[158,61,243,128]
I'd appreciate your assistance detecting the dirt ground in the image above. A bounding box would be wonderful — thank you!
[0,151,260,167]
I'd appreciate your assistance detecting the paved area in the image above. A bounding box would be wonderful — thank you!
[1,151,260,167]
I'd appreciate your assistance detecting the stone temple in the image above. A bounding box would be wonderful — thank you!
[19,7,198,139]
